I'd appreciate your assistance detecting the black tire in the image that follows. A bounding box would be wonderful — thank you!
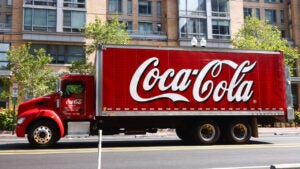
[192,120,220,145]
[27,120,60,148]
[226,120,252,144]
[176,127,192,143]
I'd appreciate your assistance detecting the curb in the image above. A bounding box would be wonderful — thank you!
[270,163,300,169]
[258,128,300,136]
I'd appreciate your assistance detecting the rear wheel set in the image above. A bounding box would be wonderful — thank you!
[176,119,252,145]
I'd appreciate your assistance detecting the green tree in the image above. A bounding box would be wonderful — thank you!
[68,59,95,74]
[69,15,130,74]
[84,15,130,55]
[232,17,299,74]
[7,43,57,98]
[0,77,11,99]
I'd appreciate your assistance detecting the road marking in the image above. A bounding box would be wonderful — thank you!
[1,143,300,155]
[0,148,97,155]
[205,166,269,169]
[206,163,300,169]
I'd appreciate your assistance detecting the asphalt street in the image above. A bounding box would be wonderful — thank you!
[1,128,300,169]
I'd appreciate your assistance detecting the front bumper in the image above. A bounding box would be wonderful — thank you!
[15,125,26,137]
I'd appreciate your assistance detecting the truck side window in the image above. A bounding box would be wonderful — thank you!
[62,81,84,98]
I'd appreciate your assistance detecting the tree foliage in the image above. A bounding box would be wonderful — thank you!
[69,15,130,74]
[68,59,95,74]
[7,43,57,98]
[0,77,11,99]
[84,15,130,55]
[232,17,299,74]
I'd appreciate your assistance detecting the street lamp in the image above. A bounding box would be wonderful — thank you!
[191,36,198,47]
[200,37,206,47]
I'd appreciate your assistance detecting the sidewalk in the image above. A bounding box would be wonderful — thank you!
[258,127,300,135]
[0,130,16,138]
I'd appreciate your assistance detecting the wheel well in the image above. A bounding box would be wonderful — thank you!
[26,117,61,136]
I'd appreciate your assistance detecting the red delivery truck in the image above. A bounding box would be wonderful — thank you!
[15,45,294,147]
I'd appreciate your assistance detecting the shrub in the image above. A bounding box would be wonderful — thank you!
[0,109,17,131]
[294,111,300,124]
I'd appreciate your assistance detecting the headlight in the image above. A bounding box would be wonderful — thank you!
[17,117,26,125]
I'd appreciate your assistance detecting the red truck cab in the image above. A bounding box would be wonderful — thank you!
[16,74,95,147]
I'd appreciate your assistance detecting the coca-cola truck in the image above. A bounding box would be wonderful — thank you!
[15,45,294,147]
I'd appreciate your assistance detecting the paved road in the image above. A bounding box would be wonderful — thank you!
[1,131,300,169]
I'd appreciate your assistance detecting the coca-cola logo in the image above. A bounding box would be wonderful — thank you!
[130,57,257,103]
[66,99,82,105]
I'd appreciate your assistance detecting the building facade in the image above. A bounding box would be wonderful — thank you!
[0,0,300,108]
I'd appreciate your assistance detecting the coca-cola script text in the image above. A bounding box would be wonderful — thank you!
[130,57,257,103]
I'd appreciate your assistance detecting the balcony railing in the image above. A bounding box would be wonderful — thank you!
[128,30,167,40]
[212,11,230,18]
[179,10,207,17]
[0,23,11,32]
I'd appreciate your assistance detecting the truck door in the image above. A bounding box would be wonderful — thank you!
[60,80,85,119]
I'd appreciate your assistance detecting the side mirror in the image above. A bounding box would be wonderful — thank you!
[59,91,63,97]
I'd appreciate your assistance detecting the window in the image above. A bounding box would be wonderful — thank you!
[264,0,283,3]
[280,10,284,23]
[126,21,132,33]
[255,8,260,19]
[179,0,207,39]
[157,23,162,32]
[0,43,9,70]
[139,0,152,15]
[179,18,207,38]
[127,0,132,14]
[264,0,276,3]
[243,8,252,19]
[211,0,229,17]
[138,22,152,34]
[24,0,57,6]
[243,8,260,19]
[179,0,206,16]
[30,44,85,64]
[63,10,85,32]
[7,0,12,5]
[24,8,56,32]
[108,0,122,13]
[62,81,84,98]
[157,1,161,16]
[6,15,12,26]
[281,30,285,38]
[64,0,85,8]
[212,20,230,39]
[265,9,276,23]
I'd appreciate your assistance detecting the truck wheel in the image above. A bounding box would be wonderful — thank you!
[226,120,252,144]
[192,120,220,145]
[27,120,60,147]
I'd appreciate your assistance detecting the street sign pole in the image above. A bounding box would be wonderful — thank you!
[12,83,18,112]
[98,130,102,169]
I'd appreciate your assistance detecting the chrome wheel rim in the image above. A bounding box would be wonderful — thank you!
[199,124,216,142]
[232,123,248,141]
[33,126,52,144]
